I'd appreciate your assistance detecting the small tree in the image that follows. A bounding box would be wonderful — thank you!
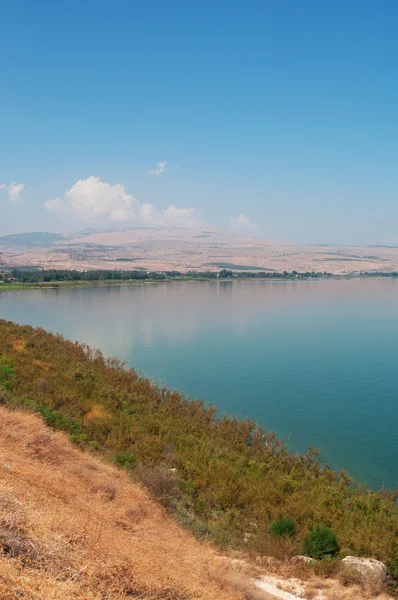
[218,269,233,278]
[269,518,296,538]
[303,524,339,559]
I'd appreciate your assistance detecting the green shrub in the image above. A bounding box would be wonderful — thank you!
[113,450,136,470]
[387,560,398,596]
[70,431,88,445]
[88,440,100,452]
[38,406,80,433]
[268,518,296,538]
[0,385,12,404]
[0,357,17,389]
[303,524,339,559]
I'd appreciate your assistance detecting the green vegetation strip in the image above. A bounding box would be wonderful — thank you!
[2,268,398,294]
[0,319,397,576]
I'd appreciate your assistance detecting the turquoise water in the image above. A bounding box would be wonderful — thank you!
[1,279,397,489]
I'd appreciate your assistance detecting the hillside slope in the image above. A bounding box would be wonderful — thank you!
[0,406,258,600]
[0,322,396,599]
[0,319,397,569]
[0,407,395,600]
[3,227,398,273]
[0,232,65,249]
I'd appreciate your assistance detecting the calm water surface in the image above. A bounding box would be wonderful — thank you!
[1,279,397,489]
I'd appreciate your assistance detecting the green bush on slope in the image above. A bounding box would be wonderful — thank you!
[0,356,17,389]
[269,518,296,538]
[303,524,339,559]
[113,450,136,470]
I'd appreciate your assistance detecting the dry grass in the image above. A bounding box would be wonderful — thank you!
[85,403,113,421]
[0,406,253,600]
[11,337,26,352]
[31,358,52,371]
[0,407,394,600]
[253,556,394,600]
[338,565,386,597]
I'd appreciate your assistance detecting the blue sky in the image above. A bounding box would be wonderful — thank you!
[1,0,397,243]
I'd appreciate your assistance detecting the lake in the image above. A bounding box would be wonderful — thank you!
[1,278,397,489]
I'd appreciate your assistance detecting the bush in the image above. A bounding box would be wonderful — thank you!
[70,431,88,445]
[113,450,136,470]
[0,385,12,405]
[269,518,296,538]
[133,464,180,509]
[0,357,17,390]
[38,406,80,433]
[387,561,398,596]
[303,524,339,560]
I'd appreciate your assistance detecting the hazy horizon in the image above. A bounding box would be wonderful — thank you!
[2,1,398,245]
[2,226,398,250]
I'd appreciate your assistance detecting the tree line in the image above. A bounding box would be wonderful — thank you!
[1,268,337,283]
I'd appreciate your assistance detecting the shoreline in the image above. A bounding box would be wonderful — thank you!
[1,272,398,292]
[1,317,397,570]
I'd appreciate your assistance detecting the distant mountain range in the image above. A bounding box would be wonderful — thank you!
[0,232,67,248]
[2,229,398,275]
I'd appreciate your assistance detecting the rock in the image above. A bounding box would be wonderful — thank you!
[342,556,387,586]
[230,558,248,570]
[254,575,306,600]
[291,555,318,565]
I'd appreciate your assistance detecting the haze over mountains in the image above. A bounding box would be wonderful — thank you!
[1,228,398,275]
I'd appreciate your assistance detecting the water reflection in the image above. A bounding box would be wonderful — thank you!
[1,278,398,489]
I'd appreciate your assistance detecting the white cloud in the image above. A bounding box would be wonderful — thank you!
[44,176,138,222]
[229,213,259,229]
[44,176,201,228]
[140,203,200,228]
[44,197,63,212]
[0,182,25,205]
[148,160,168,176]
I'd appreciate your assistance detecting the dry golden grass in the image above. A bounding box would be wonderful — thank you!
[85,404,113,421]
[0,406,261,600]
[254,556,394,600]
[11,338,26,352]
[31,358,52,371]
[0,406,393,600]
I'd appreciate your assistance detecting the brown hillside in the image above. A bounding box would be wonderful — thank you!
[0,407,258,600]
